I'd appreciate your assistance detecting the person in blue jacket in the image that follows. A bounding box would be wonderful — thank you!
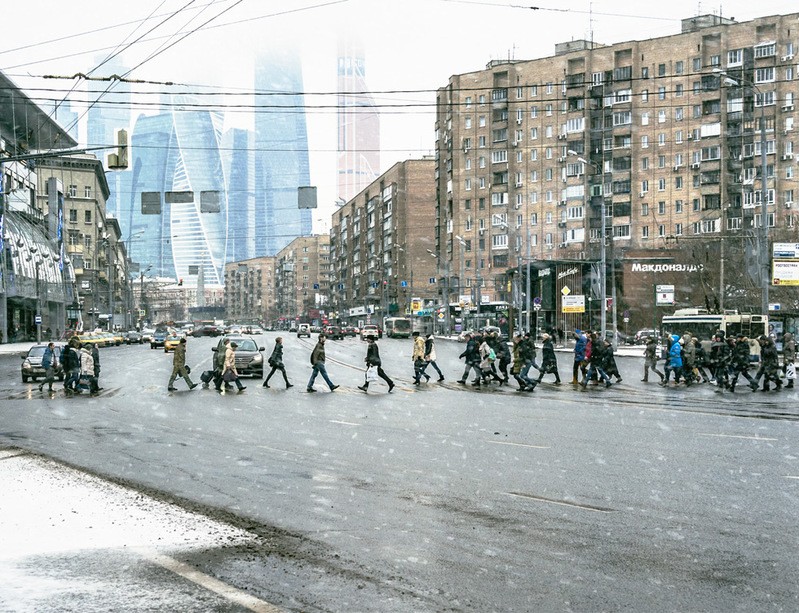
[661,334,684,386]
[571,330,588,384]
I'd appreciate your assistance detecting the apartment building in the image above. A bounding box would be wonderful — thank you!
[274,235,330,326]
[224,256,276,325]
[436,12,799,332]
[329,158,438,326]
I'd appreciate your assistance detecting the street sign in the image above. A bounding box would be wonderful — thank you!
[437,312,445,320]
[655,284,675,306]
[533,297,542,306]
[401,281,408,287]
[35,316,42,324]
[561,285,571,296]
[562,295,585,313]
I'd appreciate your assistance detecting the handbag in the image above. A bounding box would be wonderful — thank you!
[365,365,378,383]
[786,363,796,380]
[222,369,236,382]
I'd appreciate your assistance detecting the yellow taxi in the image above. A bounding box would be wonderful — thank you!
[164,331,182,353]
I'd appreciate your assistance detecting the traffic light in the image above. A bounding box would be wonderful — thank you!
[178,278,183,286]
[107,128,129,170]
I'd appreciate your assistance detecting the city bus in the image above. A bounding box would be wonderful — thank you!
[661,308,768,360]
[384,317,412,339]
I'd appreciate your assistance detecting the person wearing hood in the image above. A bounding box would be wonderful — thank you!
[728,334,758,393]
[660,334,684,386]
[572,330,588,385]
[709,331,731,390]
[536,333,561,385]
[756,335,782,392]
[457,332,482,385]
[79,343,100,396]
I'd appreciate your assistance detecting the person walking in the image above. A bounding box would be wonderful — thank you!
[709,331,731,390]
[307,334,338,392]
[680,333,695,386]
[478,333,502,384]
[517,332,539,390]
[602,339,623,383]
[222,341,246,392]
[358,335,394,393]
[457,332,482,385]
[62,339,81,395]
[168,337,198,391]
[582,333,612,388]
[572,330,588,384]
[642,336,665,382]
[91,343,102,391]
[660,334,684,386]
[757,335,782,392]
[78,343,100,396]
[411,331,429,384]
[510,334,528,390]
[263,337,293,388]
[536,333,561,385]
[213,338,231,391]
[783,331,796,389]
[692,336,711,383]
[728,334,758,392]
[38,342,59,392]
[423,333,444,382]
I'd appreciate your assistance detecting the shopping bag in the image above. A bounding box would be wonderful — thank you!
[365,365,378,383]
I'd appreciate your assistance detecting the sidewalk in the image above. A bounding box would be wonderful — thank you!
[0,448,281,612]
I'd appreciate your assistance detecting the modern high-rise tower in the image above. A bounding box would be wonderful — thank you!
[254,48,312,256]
[336,38,380,201]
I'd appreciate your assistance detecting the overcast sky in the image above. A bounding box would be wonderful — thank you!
[2,0,797,229]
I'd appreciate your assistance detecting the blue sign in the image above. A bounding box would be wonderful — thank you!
[533,297,542,305]
[401,281,408,287]
[313,283,319,289]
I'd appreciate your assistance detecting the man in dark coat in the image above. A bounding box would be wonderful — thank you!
[307,334,339,392]
[358,336,394,393]
[757,335,782,391]
[457,333,481,384]
[728,334,758,392]
[536,333,561,384]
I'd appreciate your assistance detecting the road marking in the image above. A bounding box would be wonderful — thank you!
[486,440,551,450]
[329,420,360,426]
[136,547,283,613]
[698,433,778,441]
[505,491,614,513]
[784,476,799,480]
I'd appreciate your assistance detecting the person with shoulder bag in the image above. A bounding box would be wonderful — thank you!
[357,335,394,393]
[221,341,246,393]
[263,337,293,389]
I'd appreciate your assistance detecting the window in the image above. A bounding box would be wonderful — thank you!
[641,226,650,239]
[465,96,472,108]
[658,86,666,100]
[530,127,539,140]
[613,225,631,239]
[675,199,683,213]
[675,60,684,75]
[658,63,666,76]
[84,235,92,250]
[545,168,553,181]
[692,57,702,71]
[492,234,508,249]
[658,133,666,146]
[641,89,649,103]
[479,177,486,189]
[755,67,775,83]
[491,192,508,206]
[68,185,77,197]
[658,201,666,214]
[710,55,720,67]
[641,135,649,149]
[658,155,666,168]
[478,135,486,147]
[754,43,776,59]
[516,86,524,99]
[641,112,649,126]
[546,104,553,116]
[675,84,684,97]
[658,178,666,191]
[546,82,553,94]
[728,49,743,66]
[465,178,472,191]
[675,223,683,236]
[465,158,471,170]
[641,67,649,79]
[529,107,538,119]
[641,157,649,170]
[529,85,538,97]
[641,180,649,194]
[83,186,92,198]
[69,209,77,223]
[641,203,649,216]
[675,177,683,190]
[464,199,471,210]
[545,125,553,138]
[479,115,486,127]
[755,91,776,107]
[613,111,632,126]
[84,210,92,223]
[491,212,507,226]
[491,150,508,163]
[530,213,538,225]
[658,110,667,123]
[675,107,683,121]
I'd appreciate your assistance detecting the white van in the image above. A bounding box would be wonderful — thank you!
[297,323,311,338]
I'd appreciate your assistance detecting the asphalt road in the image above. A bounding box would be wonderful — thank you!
[1,333,797,612]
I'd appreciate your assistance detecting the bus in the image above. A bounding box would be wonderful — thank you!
[384,317,412,339]
[661,308,768,360]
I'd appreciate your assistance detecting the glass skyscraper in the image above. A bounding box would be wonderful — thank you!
[254,48,312,256]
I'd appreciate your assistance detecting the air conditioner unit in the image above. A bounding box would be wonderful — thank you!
[687,133,694,140]
[783,154,794,160]
[546,244,554,250]
[782,104,795,111]
[673,165,681,171]
[515,182,523,188]
[782,55,794,61]
[786,202,793,209]
[639,191,647,198]
[558,134,567,140]
[558,242,567,248]
[463,146,470,154]
[558,157,565,163]
[517,119,523,125]
[560,199,568,205]
[691,162,701,169]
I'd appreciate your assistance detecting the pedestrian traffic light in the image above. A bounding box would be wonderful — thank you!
[178,278,183,286]
[107,128,129,170]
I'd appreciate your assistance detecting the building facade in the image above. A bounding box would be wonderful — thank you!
[274,235,330,327]
[0,70,78,342]
[329,158,438,326]
[224,256,276,325]
[337,38,381,202]
[254,49,313,256]
[436,12,799,333]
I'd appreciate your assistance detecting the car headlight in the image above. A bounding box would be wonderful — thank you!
[251,354,263,365]
[22,360,31,369]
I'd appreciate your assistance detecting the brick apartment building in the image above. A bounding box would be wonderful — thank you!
[329,158,439,326]
[274,235,330,327]
[224,256,276,325]
[436,12,799,334]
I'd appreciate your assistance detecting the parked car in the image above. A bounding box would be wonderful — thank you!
[360,324,380,341]
[343,326,358,337]
[21,343,65,383]
[211,335,265,378]
[633,328,660,345]
[150,329,169,349]
[324,325,344,340]
[124,331,143,344]
[297,323,312,338]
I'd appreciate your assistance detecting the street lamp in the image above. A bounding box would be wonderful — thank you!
[567,150,607,339]
[716,69,770,315]
[455,235,468,328]
[427,249,452,336]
